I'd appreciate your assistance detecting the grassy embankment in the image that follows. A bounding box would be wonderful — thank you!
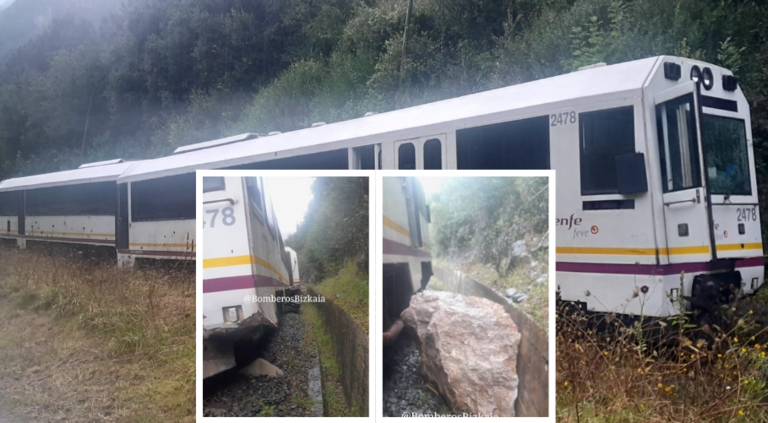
[0,244,195,423]
[556,287,768,423]
[431,256,549,330]
[300,262,368,417]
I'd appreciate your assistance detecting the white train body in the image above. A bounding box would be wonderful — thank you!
[0,55,763,318]
[285,246,300,287]
[24,215,115,245]
[382,177,432,331]
[0,162,133,249]
[202,176,295,378]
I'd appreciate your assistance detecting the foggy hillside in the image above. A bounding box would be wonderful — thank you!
[0,0,121,60]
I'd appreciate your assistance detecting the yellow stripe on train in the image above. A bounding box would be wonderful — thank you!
[203,254,288,283]
[556,243,762,256]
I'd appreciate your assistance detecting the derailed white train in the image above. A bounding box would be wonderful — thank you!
[202,176,298,378]
[0,55,764,319]
[382,177,432,345]
[0,158,197,264]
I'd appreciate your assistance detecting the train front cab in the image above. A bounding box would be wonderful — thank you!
[548,57,764,318]
[643,58,763,316]
[202,176,293,378]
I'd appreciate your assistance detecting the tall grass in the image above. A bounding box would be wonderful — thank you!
[310,262,369,332]
[0,245,195,422]
[556,288,768,423]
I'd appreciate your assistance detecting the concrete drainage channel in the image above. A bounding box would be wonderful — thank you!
[306,332,324,416]
[307,287,369,417]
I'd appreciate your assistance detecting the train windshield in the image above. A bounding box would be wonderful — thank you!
[701,115,751,196]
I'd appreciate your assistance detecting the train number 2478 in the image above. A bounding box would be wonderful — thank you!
[737,207,757,222]
[204,207,237,228]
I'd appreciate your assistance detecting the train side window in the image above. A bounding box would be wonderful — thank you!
[579,106,635,195]
[398,143,416,170]
[131,174,196,221]
[203,177,225,193]
[26,182,114,216]
[656,95,701,193]
[245,178,265,222]
[456,116,550,169]
[0,192,18,216]
[354,145,376,170]
[229,149,349,169]
[423,139,442,170]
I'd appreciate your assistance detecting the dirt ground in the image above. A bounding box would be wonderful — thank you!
[0,244,195,423]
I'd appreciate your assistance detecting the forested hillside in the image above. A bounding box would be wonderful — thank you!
[2,0,768,207]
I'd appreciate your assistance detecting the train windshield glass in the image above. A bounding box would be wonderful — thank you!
[701,115,751,196]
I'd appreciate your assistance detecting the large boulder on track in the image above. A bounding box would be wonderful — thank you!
[401,290,521,417]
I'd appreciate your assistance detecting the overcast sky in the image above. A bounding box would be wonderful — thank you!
[0,0,14,11]
[419,177,450,197]
[265,177,314,239]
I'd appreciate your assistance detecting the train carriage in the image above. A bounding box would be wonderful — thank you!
[202,176,296,378]
[0,160,134,249]
[285,246,301,288]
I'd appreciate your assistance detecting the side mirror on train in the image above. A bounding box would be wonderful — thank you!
[615,152,648,195]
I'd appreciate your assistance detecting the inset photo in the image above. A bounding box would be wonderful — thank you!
[200,174,371,418]
[381,174,552,418]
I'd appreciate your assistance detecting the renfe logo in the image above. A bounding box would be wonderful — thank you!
[556,214,582,230]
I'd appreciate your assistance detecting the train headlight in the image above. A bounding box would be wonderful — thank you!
[690,65,702,84]
[669,288,680,301]
[223,306,243,323]
[701,67,714,90]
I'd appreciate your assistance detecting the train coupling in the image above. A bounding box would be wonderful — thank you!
[684,271,742,313]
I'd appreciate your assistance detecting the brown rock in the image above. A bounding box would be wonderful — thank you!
[401,290,521,417]
[240,358,284,377]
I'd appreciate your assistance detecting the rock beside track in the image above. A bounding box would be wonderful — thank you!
[401,290,521,417]
[203,312,318,417]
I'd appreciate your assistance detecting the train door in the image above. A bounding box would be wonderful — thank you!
[394,135,447,170]
[654,82,715,264]
[116,184,129,249]
[350,144,382,169]
[17,191,24,235]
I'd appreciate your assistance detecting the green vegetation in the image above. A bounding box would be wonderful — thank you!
[428,177,549,328]
[557,298,768,422]
[311,262,369,332]
[287,177,368,284]
[300,304,350,417]
[429,177,548,276]
[287,176,369,330]
[0,245,195,422]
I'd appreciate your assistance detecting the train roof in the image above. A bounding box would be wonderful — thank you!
[118,55,663,182]
[0,161,136,192]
